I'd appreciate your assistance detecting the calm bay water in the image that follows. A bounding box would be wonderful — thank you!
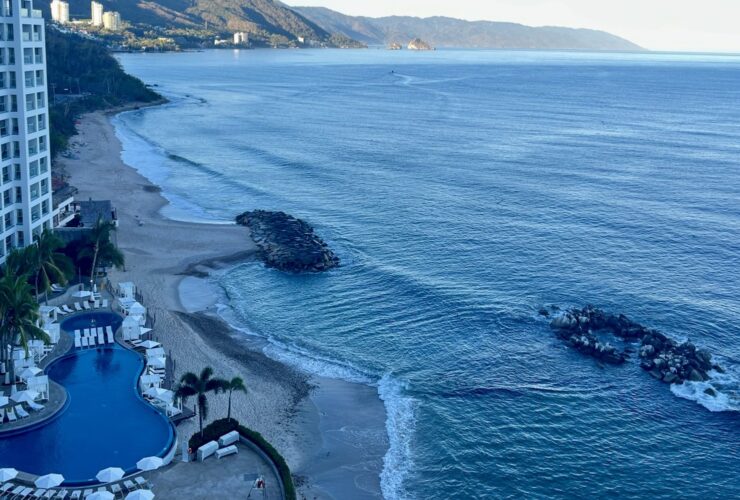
[115,49,740,499]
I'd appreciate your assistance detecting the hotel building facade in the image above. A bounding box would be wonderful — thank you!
[0,0,53,264]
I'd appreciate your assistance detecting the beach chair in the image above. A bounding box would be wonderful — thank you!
[82,301,91,311]
[98,330,104,345]
[54,489,69,499]
[62,305,74,314]
[102,299,109,309]
[42,490,57,499]
[89,337,96,347]
[74,337,81,349]
[133,477,149,489]
[74,303,82,312]
[15,405,29,419]
[32,489,48,498]
[6,406,17,422]
[106,329,114,344]
[28,400,44,412]
[81,337,89,348]
[9,485,26,497]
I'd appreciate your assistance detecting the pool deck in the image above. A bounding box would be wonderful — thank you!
[149,442,282,500]
[0,320,73,435]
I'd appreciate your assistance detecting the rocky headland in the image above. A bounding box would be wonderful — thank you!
[546,306,724,390]
[236,210,340,273]
[407,38,434,50]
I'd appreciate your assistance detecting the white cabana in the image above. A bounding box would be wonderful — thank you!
[118,282,136,298]
[129,302,146,317]
[11,390,39,403]
[38,305,58,325]
[26,376,49,400]
[139,340,160,350]
[35,473,64,488]
[144,387,174,404]
[136,456,164,472]
[96,467,125,483]
[139,374,162,391]
[44,324,61,345]
[147,357,166,370]
[122,315,141,341]
[145,348,165,359]
[18,366,42,381]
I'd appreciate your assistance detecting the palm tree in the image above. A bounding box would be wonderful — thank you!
[0,274,49,384]
[32,230,73,302]
[1,247,36,279]
[78,217,124,290]
[174,367,227,437]
[223,376,247,422]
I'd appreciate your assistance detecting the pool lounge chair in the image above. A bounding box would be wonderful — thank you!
[89,337,96,347]
[82,337,89,348]
[9,485,26,497]
[51,284,65,292]
[106,329,114,344]
[133,477,149,489]
[62,305,74,314]
[15,405,29,419]
[122,480,136,492]
[98,330,104,345]
[73,303,82,312]
[0,407,5,423]
[54,489,68,499]
[31,489,48,498]
[82,301,91,311]
[55,307,68,316]
[42,490,57,499]
[82,489,93,498]
[6,406,17,422]
[69,490,81,499]
[0,483,13,494]
[28,400,44,412]
[110,483,122,496]
[74,337,81,349]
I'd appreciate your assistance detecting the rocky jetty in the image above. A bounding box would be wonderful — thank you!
[549,305,723,384]
[236,210,339,273]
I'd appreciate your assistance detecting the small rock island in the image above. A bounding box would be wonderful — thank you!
[236,210,340,273]
[407,38,434,50]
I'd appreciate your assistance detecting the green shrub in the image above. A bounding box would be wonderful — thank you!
[189,419,296,500]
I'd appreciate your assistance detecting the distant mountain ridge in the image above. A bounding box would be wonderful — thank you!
[293,6,643,51]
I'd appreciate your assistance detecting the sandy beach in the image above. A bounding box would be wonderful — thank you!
[57,108,388,499]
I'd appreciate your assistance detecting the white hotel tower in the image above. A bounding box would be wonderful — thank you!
[0,0,53,264]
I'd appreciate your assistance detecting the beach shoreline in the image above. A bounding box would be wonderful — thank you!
[56,107,388,499]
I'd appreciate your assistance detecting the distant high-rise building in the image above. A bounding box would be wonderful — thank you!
[91,0,103,26]
[233,32,248,45]
[102,11,121,30]
[50,0,69,24]
[0,0,54,264]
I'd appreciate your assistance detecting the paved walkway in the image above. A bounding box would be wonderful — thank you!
[150,443,282,500]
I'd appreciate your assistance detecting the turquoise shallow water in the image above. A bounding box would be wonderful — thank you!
[114,49,740,499]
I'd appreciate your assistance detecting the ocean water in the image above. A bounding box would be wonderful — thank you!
[114,49,740,499]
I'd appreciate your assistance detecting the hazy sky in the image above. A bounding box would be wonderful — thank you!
[290,0,740,52]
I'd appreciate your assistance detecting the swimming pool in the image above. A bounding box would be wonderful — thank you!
[0,313,175,485]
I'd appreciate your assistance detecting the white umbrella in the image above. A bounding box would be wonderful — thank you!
[126,490,154,500]
[0,468,18,482]
[136,456,163,471]
[87,492,115,500]
[11,390,39,403]
[95,467,125,483]
[35,473,64,488]
[147,357,166,369]
[139,340,161,350]
[19,366,42,380]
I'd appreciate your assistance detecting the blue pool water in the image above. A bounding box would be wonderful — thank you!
[0,314,174,484]
[113,50,740,499]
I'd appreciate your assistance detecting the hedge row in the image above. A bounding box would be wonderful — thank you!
[189,419,296,500]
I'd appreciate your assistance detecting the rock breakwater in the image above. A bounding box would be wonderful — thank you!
[236,210,339,273]
[548,305,724,386]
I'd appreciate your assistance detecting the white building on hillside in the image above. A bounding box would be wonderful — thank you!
[102,11,121,30]
[91,0,103,26]
[0,0,54,265]
[50,0,69,24]
[233,32,248,45]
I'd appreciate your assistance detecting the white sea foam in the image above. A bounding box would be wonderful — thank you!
[378,374,417,500]
[670,367,740,412]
